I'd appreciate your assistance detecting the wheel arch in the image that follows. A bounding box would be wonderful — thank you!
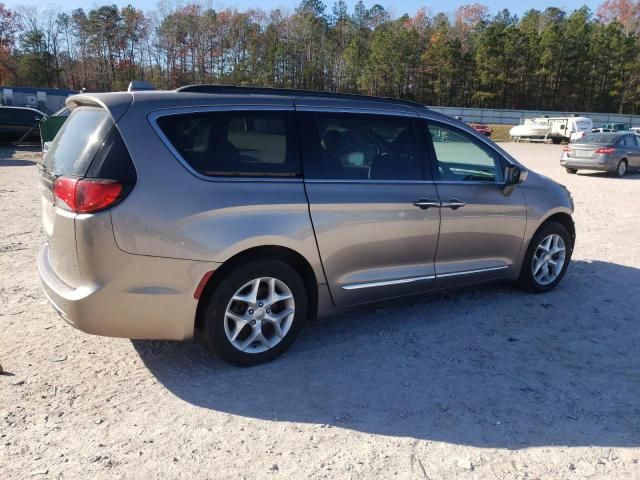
[517,209,575,275]
[195,245,320,332]
[541,211,576,244]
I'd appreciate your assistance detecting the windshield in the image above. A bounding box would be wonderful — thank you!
[574,133,620,145]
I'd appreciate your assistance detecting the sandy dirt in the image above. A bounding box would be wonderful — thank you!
[1,143,639,479]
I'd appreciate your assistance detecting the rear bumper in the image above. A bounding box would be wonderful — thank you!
[38,242,220,340]
[560,157,616,172]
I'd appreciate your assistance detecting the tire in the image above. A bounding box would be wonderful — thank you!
[552,138,561,144]
[202,259,308,366]
[565,167,577,174]
[518,221,573,293]
[615,159,627,177]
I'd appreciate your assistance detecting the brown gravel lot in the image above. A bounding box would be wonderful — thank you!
[1,143,639,479]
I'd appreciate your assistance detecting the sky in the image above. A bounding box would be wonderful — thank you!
[2,0,604,17]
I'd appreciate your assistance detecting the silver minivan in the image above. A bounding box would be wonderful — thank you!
[38,86,575,366]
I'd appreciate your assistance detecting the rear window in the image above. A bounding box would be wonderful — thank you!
[43,106,114,176]
[156,110,300,177]
[575,134,620,145]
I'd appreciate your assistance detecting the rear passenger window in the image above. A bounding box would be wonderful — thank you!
[156,110,300,177]
[302,112,424,180]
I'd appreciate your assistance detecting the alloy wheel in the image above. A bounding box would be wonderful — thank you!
[224,277,295,353]
[532,234,566,286]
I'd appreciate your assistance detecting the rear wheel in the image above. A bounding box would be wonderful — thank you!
[202,259,308,366]
[519,222,573,293]
[616,159,627,177]
[565,167,577,174]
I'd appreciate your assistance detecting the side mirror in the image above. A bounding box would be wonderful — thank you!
[502,164,527,196]
[504,164,526,185]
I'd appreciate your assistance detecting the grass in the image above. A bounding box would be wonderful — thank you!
[487,124,515,142]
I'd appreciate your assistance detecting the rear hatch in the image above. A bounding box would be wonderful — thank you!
[39,105,136,287]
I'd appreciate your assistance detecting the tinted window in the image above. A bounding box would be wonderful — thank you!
[43,107,114,176]
[15,110,39,124]
[0,110,14,123]
[303,112,423,180]
[156,110,300,177]
[0,108,37,124]
[426,122,503,182]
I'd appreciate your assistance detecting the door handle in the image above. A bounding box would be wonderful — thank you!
[412,198,441,209]
[441,198,466,210]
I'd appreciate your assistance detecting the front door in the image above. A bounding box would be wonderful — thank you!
[423,120,527,287]
[298,108,441,306]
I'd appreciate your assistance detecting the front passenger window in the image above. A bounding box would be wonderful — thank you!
[426,122,503,182]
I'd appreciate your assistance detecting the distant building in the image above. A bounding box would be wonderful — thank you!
[0,86,78,114]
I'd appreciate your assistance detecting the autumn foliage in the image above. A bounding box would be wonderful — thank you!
[1,1,640,113]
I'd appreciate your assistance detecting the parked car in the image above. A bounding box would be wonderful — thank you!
[469,123,492,136]
[38,86,576,366]
[0,106,46,144]
[592,122,630,133]
[561,132,640,177]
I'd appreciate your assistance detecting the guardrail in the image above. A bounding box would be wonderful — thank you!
[427,106,640,128]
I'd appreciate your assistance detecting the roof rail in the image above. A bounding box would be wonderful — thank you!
[174,84,426,109]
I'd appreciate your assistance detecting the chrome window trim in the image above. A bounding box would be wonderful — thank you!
[148,105,303,184]
[341,265,509,290]
[305,178,437,185]
[342,275,435,290]
[433,179,506,186]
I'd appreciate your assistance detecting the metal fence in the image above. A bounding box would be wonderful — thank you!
[427,106,640,128]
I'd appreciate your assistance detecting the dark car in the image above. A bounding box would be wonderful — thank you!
[561,132,640,177]
[0,106,46,144]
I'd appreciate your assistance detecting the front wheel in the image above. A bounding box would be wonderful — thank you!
[519,222,573,293]
[566,167,577,174]
[202,260,308,366]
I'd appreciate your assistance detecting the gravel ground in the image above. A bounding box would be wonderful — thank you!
[1,143,639,479]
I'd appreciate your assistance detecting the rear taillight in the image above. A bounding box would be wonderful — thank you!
[53,177,124,213]
[563,146,572,152]
[595,147,615,154]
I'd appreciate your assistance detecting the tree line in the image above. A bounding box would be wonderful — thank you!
[0,0,639,113]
